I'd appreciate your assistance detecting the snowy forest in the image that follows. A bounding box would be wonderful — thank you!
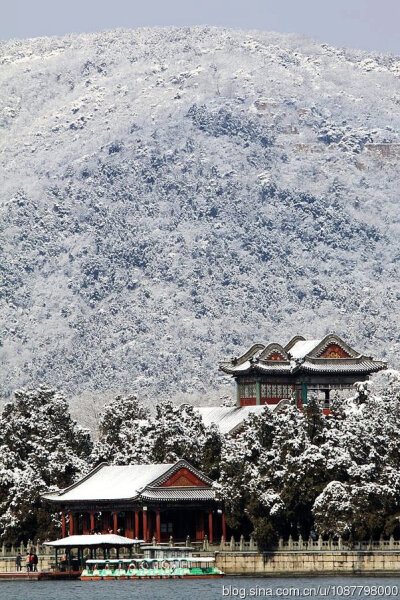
[1,27,400,413]
[1,372,400,549]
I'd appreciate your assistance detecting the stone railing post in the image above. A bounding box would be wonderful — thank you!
[11,544,15,557]
[203,535,209,551]
[230,536,235,551]
[1,543,6,557]
[338,536,342,550]
[379,535,384,550]
[36,539,41,556]
[219,535,224,551]
[288,535,293,551]
[328,537,332,550]
[239,535,244,551]
[249,535,255,552]
[186,535,190,547]
[152,536,156,546]
[278,537,284,550]
[20,541,25,555]
[318,535,323,550]
[298,534,303,550]
[168,536,174,547]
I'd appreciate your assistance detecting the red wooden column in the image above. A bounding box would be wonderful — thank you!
[156,510,161,543]
[221,512,227,539]
[196,511,205,541]
[69,512,74,536]
[143,509,148,542]
[208,511,213,544]
[90,512,95,533]
[113,512,118,534]
[61,512,66,538]
[134,509,140,539]
[102,512,109,533]
[125,513,132,538]
[82,514,89,535]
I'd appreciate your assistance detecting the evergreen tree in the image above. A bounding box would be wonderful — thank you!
[313,376,400,539]
[92,394,151,464]
[150,401,207,466]
[0,386,92,542]
[201,424,223,479]
[92,397,220,476]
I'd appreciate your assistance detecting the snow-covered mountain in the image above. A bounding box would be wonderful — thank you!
[1,27,399,410]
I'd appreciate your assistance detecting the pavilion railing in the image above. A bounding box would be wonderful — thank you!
[0,539,54,557]
[2,534,400,557]
[205,534,400,554]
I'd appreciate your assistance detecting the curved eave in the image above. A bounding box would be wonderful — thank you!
[42,494,62,502]
[139,488,216,502]
[299,360,387,374]
[43,494,141,504]
[220,361,292,376]
[253,362,292,373]
[219,361,251,375]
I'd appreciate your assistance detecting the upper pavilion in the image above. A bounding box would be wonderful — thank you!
[219,333,386,411]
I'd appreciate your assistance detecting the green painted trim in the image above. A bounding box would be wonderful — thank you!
[302,382,308,406]
[256,381,261,406]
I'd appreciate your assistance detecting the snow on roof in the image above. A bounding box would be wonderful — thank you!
[44,464,174,502]
[228,361,253,371]
[287,339,321,359]
[301,359,386,373]
[197,405,273,435]
[44,534,141,547]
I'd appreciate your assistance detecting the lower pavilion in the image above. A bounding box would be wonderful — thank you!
[219,333,386,412]
[43,459,225,544]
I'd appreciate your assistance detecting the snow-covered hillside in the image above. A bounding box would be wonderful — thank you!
[1,27,399,409]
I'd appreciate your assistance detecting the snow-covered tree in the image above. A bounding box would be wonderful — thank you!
[150,401,207,466]
[0,386,92,542]
[92,397,222,476]
[218,379,400,548]
[92,395,151,464]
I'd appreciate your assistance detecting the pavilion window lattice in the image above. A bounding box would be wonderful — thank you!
[239,382,256,398]
[261,383,294,399]
[239,382,295,400]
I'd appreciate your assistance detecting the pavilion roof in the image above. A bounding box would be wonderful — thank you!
[219,333,387,377]
[43,459,215,504]
[197,405,278,435]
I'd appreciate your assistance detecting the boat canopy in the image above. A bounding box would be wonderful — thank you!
[44,534,144,548]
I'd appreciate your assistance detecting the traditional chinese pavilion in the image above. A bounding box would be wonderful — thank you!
[219,333,386,411]
[43,459,225,544]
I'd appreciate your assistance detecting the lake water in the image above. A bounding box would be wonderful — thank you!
[0,577,399,600]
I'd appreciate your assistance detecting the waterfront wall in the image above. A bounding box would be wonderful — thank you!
[216,551,400,576]
[1,551,400,576]
[0,555,54,573]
